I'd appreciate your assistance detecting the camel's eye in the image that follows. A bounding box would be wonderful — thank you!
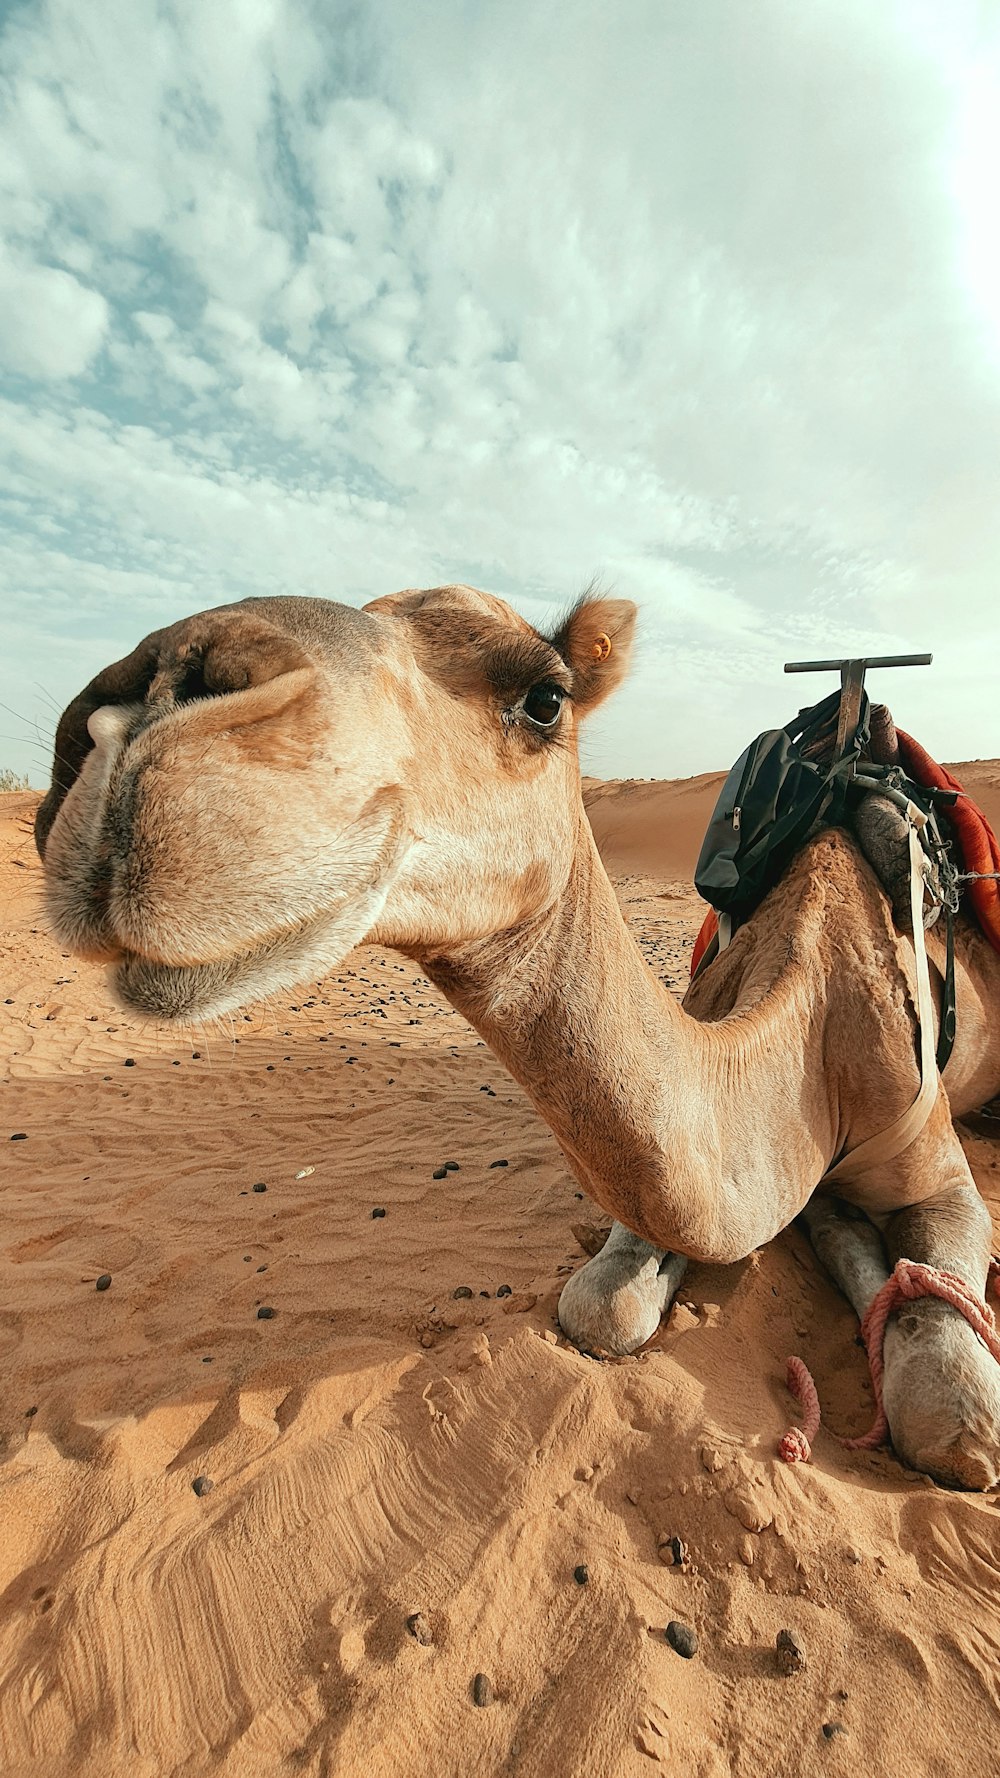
[521,683,566,728]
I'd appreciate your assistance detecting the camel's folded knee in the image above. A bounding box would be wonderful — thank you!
[556,1232,687,1356]
[882,1298,1000,1491]
[557,1259,660,1356]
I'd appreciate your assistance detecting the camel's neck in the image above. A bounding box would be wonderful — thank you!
[420,820,837,1263]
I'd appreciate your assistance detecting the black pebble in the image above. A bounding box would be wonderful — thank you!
[25,1405,37,1418]
[496,1284,512,1298]
[775,1628,807,1675]
[257,1305,276,1320]
[10,1133,27,1141]
[444,1161,459,1171]
[95,1273,112,1292]
[472,1673,493,1707]
[192,1475,214,1497]
[574,1564,589,1585]
[452,1286,473,1299]
[822,1723,845,1741]
[124,1058,135,1067]
[371,1206,386,1219]
[665,1621,698,1659]
[489,1159,508,1169]
[252,1182,267,1193]
[432,1167,448,1180]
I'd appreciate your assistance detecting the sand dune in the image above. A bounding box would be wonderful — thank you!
[583,759,1000,885]
[2,775,1000,1778]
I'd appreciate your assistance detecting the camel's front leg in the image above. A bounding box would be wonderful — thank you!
[557,1222,687,1356]
[799,1195,891,1320]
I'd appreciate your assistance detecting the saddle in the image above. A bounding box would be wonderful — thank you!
[691,660,1000,1082]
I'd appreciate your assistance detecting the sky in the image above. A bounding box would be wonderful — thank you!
[1,0,999,788]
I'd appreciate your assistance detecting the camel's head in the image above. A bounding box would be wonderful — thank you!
[36,585,635,1021]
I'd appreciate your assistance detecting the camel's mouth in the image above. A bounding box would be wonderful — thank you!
[42,728,413,1023]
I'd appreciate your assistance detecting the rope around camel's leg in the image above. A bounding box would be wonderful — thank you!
[778,1256,1000,1479]
[873,1183,1000,1488]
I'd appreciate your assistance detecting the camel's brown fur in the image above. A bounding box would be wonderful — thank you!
[36,585,1000,1488]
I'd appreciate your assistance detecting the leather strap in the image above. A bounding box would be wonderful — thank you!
[825,810,939,1184]
[935,900,956,1073]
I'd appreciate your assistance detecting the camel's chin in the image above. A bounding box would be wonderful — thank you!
[112,888,393,1025]
[50,784,414,1024]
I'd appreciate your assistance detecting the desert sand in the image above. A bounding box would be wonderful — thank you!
[3,767,1000,1778]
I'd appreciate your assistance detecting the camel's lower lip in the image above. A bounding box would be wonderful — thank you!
[112,911,334,1022]
[110,875,395,1023]
[109,836,404,1026]
[53,786,410,1024]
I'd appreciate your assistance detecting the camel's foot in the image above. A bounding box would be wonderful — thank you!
[557,1222,687,1355]
[804,1185,1000,1490]
[882,1182,1000,1490]
[881,1297,1000,1490]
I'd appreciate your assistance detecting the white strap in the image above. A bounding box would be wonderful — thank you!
[825,810,938,1184]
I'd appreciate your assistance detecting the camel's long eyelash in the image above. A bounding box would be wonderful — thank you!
[483,638,572,700]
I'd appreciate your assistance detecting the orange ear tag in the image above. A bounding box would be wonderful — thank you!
[591,633,613,662]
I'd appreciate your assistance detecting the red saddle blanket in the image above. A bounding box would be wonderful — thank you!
[690,738,1000,978]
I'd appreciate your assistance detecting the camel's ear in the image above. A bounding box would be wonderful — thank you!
[550,597,637,715]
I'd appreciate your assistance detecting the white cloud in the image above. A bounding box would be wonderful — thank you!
[0,254,109,378]
[0,0,998,789]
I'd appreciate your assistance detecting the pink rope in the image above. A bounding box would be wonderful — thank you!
[778,1357,821,1462]
[778,1257,1000,1465]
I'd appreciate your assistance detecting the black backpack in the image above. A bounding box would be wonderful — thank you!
[694,688,871,920]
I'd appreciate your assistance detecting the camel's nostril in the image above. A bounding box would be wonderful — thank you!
[87,706,132,749]
[198,630,313,699]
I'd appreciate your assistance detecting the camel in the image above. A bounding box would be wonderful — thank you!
[34,585,1000,1490]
